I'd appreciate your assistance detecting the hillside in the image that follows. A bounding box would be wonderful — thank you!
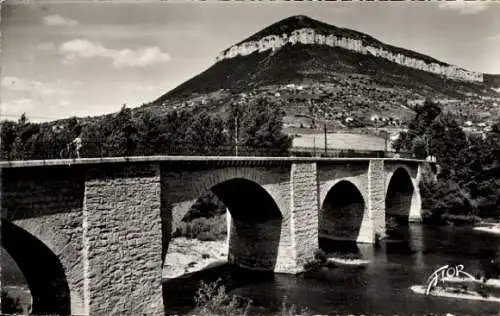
[485,74,500,89]
[149,15,500,130]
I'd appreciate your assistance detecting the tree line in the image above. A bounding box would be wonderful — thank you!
[393,100,500,223]
[0,97,293,160]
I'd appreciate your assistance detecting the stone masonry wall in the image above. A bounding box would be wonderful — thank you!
[368,160,386,240]
[290,163,319,272]
[1,166,86,315]
[83,163,163,315]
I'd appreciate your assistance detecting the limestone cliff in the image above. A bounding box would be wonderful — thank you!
[216,24,482,83]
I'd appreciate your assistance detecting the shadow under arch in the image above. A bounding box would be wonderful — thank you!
[210,178,283,271]
[385,167,415,226]
[319,180,365,250]
[1,220,71,316]
[162,177,283,314]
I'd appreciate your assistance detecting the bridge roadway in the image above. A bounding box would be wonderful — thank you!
[0,156,433,316]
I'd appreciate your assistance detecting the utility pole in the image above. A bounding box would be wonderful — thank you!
[313,136,316,157]
[324,121,328,155]
[384,130,388,152]
[234,115,239,156]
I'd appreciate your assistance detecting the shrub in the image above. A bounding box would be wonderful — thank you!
[183,191,226,222]
[193,279,251,316]
[421,179,476,225]
[174,214,227,241]
[386,216,399,232]
[1,291,23,314]
[278,296,312,316]
[303,248,327,272]
[193,280,312,316]
[441,214,481,226]
[314,248,327,264]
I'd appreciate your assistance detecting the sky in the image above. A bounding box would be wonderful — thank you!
[1,1,500,122]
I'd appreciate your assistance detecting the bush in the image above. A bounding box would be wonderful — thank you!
[193,279,251,316]
[1,291,23,314]
[183,191,226,222]
[441,214,481,226]
[278,297,312,316]
[314,249,327,263]
[386,216,399,232]
[173,214,227,241]
[193,280,312,316]
[303,249,327,272]
[421,179,475,225]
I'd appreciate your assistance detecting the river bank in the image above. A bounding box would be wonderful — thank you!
[163,237,227,279]
[473,223,500,235]
[410,284,500,303]
[326,257,370,266]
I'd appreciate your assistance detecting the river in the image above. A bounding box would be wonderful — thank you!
[163,223,500,315]
[2,223,500,315]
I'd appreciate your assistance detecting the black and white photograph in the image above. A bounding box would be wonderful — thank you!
[1,1,500,315]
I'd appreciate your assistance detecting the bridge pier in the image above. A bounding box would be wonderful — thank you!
[368,160,386,241]
[289,162,319,272]
[408,165,423,223]
[82,164,164,315]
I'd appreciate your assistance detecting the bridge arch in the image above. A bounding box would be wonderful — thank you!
[161,167,287,273]
[1,220,71,315]
[385,167,420,226]
[211,178,283,270]
[318,180,366,247]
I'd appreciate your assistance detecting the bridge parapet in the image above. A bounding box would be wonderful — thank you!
[0,155,431,169]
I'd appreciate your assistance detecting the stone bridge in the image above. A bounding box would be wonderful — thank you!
[0,156,433,315]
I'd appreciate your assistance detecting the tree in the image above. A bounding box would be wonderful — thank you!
[409,100,441,136]
[412,136,427,159]
[0,120,18,160]
[12,114,40,160]
[100,105,138,156]
[185,110,229,154]
[392,99,443,156]
[229,97,292,155]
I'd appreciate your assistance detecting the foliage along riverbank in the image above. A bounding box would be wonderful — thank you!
[393,100,500,226]
[191,279,313,316]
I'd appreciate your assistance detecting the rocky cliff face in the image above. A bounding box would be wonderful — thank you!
[216,27,483,83]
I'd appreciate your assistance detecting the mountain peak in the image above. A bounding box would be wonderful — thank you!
[152,14,496,107]
[279,14,317,24]
[231,15,335,47]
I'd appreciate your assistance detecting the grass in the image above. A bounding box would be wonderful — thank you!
[291,132,387,151]
[174,213,227,241]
